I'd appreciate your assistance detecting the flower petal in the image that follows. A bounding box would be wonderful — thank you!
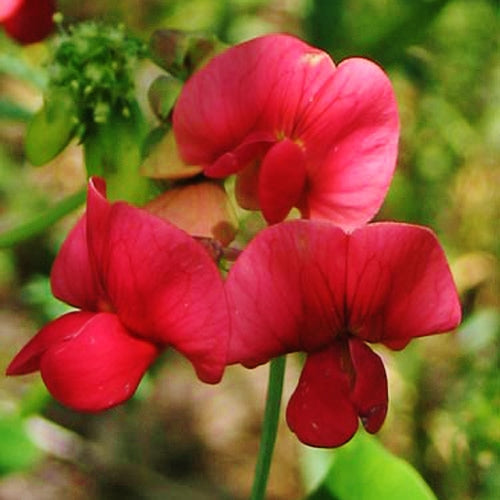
[227,220,347,367]
[0,0,23,21]
[258,139,307,224]
[286,346,358,448]
[86,178,229,383]
[302,58,399,230]
[348,337,388,433]
[204,131,274,178]
[146,180,238,246]
[6,311,96,375]
[173,34,331,169]
[235,161,261,210]
[39,313,159,412]
[140,127,203,180]
[50,215,101,311]
[346,223,462,348]
[2,0,55,44]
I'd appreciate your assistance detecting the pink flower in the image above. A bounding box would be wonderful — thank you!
[173,34,399,229]
[6,178,229,411]
[0,0,55,44]
[225,220,461,447]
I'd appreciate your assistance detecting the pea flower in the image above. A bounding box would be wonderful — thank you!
[0,0,55,44]
[226,220,461,447]
[6,177,229,411]
[173,34,399,229]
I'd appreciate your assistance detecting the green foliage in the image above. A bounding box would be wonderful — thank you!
[148,75,184,121]
[149,29,225,81]
[0,415,42,476]
[25,89,76,165]
[0,189,85,249]
[21,274,75,323]
[304,432,437,500]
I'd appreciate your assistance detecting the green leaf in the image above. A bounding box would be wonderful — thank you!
[25,89,77,166]
[0,415,42,476]
[305,432,437,500]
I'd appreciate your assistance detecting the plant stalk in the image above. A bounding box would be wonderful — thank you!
[250,355,287,500]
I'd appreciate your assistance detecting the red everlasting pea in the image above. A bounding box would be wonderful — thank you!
[0,0,55,44]
[225,220,461,447]
[173,34,399,229]
[6,177,229,411]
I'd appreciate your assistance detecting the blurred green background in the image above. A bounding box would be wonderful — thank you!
[0,0,498,499]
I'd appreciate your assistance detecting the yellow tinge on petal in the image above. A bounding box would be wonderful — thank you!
[146,181,238,246]
[140,127,203,180]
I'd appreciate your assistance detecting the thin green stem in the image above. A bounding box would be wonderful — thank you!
[0,188,86,248]
[250,355,287,500]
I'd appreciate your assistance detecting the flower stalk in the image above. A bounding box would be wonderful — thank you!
[250,355,286,500]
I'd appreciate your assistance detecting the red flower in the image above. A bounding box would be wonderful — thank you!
[225,220,461,447]
[6,178,229,411]
[173,34,399,229]
[0,0,55,45]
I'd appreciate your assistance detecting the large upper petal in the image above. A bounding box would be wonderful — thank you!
[173,34,334,168]
[226,219,347,367]
[301,58,399,230]
[85,178,229,383]
[38,312,158,412]
[174,34,399,230]
[286,345,358,448]
[346,223,462,349]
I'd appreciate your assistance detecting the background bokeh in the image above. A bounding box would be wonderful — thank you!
[0,1,498,499]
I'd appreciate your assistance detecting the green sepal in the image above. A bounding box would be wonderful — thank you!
[25,89,77,166]
[148,75,184,122]
[149,29,225,80]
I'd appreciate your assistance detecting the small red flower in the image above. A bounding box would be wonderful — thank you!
[173,34,399,229]
[6,177,229,411]
[225,220,461,447]
[0,0,55,45]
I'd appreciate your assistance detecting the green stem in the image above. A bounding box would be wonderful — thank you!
[250,355,287,500]
[0,188,86,248]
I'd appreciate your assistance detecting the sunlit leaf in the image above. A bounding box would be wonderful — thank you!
[305,431,436,500]
[0,415,42,476]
